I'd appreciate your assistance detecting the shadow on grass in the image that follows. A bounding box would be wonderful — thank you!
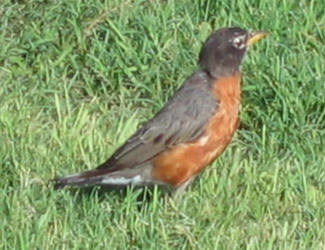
[49,182,172,206]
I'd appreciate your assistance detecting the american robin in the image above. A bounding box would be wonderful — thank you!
[54,27,267,194]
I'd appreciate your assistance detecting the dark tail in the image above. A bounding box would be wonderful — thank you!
[53,168,145,190]
[53,168,110,190]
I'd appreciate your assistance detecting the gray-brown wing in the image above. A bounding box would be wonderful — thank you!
[97,71,218,171]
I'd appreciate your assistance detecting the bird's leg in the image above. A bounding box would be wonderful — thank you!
[173,175,196,199]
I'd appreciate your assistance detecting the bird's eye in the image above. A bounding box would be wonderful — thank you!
[231,35,246,50]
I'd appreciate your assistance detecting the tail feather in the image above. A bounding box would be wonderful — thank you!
[53,168,146,190]
[53,170,103,190]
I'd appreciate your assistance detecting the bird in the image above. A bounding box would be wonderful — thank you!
[53,27,267,194]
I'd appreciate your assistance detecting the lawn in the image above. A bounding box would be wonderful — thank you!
[1,0,325,249]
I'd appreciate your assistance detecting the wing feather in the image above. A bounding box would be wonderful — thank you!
[97,71,218,170]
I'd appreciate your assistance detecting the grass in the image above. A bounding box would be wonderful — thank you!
[1,0,325,249]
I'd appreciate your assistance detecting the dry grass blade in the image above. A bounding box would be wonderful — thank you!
[83,0,133,39]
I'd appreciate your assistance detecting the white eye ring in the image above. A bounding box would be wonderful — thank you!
[231,35,246,50]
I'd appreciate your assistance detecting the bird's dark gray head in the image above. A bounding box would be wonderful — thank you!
[199,27,267,78]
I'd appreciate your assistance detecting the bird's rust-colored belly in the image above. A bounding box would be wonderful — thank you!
[151,73,241,187]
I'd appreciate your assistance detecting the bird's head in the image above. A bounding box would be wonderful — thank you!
[199,27,267,78]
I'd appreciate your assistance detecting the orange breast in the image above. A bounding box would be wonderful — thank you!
[151,73,241,187]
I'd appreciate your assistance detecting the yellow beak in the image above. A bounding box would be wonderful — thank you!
[246,31,268,46]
